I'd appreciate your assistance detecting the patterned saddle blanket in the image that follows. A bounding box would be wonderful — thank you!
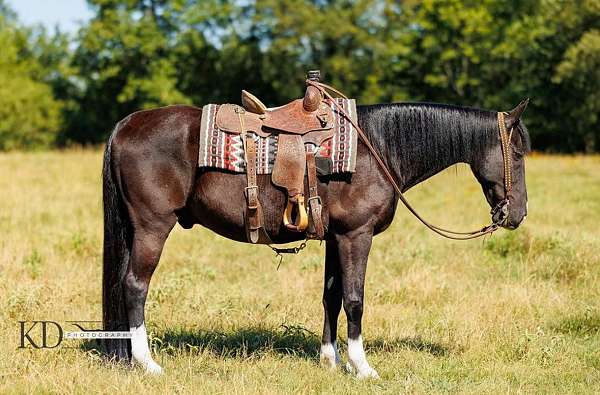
[198,98,358,175]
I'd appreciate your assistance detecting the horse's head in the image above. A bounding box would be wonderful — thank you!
[472,99,531,230]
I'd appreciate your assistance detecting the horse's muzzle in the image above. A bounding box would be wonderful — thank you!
[491,199,510,227]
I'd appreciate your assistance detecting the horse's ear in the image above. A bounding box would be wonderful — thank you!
[505,98,529,130]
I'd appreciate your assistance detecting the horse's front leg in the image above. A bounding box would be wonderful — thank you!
[320,240,343,369]
[337,229,379,379]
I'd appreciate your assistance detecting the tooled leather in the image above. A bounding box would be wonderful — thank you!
[215,84,334,241]
[217,102,334,137]
[306,150,325,239]
[216,104,271,137]
[262,99,333,134]
[271,134,306,197]
[302,129,334,146]
[303,85,322,112]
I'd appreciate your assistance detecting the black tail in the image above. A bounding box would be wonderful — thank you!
[102,130,131,361]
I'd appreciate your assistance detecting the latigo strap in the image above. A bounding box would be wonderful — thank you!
[306,147,325,239]
[239,109,265,243]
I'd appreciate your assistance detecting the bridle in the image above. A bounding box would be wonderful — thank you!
[307,80,516,240]
[491,111,514,228]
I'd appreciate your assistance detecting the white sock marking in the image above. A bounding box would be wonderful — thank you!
[320,341,341,369]
[347,336,379,379]
[130,323,163,374]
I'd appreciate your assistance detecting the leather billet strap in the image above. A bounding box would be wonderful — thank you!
[238,108,264,243]
[306,79,514,240]
[306,146,325,239]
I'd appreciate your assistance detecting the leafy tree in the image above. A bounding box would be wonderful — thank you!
[495,0,600,152]
[1,0,599,152]
[380,0,600,152]
[553,30,600,152]
[63,0,190,144]
[0,2,64,150]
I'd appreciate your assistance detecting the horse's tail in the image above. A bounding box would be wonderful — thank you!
[101,128,131,361]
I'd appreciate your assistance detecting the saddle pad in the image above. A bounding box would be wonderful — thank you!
[198,98,358,174]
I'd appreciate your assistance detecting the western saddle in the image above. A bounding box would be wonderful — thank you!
[215,71,333,243]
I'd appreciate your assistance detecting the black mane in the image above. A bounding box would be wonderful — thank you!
[356,102,530,187]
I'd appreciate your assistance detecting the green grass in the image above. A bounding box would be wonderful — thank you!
[0,151,599,394]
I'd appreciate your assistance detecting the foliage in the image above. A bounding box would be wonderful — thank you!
[0,0,598,151]
[0,5,64,150]
[553,29,600,152]
[63,0,191,143]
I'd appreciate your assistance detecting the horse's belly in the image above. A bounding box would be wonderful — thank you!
[184,170,314,244]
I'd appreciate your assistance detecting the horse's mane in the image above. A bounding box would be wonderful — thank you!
[356,102,531,180]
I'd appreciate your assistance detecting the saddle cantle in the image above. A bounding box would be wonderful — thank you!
[214,71,331,243]
[241,90,267,114]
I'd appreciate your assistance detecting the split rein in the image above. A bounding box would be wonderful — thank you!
[307,80,514,241]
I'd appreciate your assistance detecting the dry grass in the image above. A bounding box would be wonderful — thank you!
[0,150,599,394]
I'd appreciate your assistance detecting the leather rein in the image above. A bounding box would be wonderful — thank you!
[307,80,514,240]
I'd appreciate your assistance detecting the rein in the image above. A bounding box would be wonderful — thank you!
[307,80,514,240]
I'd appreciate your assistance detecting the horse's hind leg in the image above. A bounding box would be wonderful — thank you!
[320,240,343,369]
[124,214,176,374]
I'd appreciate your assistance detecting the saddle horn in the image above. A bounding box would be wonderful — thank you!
[303,70,322,112]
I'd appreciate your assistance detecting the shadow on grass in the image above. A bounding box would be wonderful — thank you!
[78,325,451,361]
[80,339,100,352]
[153,326,451,360]
[366,336,450,357]
[158,325,321,361]
[552,311,600,337]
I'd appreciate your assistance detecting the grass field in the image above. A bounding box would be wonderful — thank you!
[1,150,599,394]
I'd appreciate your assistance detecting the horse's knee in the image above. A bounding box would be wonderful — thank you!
[343,296,363,322]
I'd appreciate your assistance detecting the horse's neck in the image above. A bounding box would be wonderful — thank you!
[361,104,495,192]
[399,138,470,191]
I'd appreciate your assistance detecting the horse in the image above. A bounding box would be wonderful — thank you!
[101,98,530,377]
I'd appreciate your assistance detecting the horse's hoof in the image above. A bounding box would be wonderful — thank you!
[320,343,341,370]
[320,356,339,370]
[357,366,379,379]
[143,360,163,375]
[346,362,379,379]
[133,357,163,375]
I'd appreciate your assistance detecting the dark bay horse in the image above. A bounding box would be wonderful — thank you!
[102,100,530,377]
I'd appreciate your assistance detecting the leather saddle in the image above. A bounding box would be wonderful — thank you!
[214,71,331,243]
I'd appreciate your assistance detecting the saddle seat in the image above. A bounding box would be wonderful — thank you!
[240,87,332,135]
[215,71,331,243]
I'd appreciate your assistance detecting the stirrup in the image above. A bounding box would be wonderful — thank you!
[283,195,309,232]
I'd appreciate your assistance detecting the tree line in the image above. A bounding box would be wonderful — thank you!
[1,0,598,152]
